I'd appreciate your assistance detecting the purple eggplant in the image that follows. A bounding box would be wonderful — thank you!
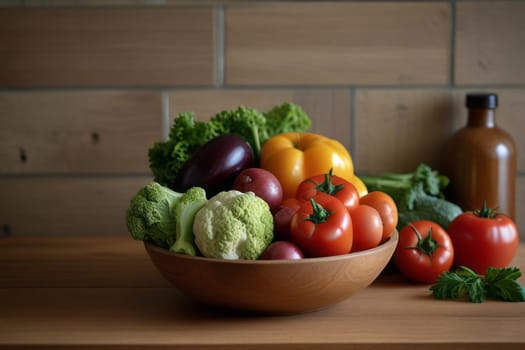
[173,134,254,197]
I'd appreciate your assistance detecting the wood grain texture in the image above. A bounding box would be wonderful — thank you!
[0,91,162,174]
[0,176,152,235]
[354,89,453,174]
[0,236,524,349]
[0,7,216,87]
[226,2,450,85]
[167,89,352,150]
[455,2,525,85]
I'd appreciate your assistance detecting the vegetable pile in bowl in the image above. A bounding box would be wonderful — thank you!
[126,102,401,313]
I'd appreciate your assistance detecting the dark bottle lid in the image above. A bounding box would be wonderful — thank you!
[466,93,498,109]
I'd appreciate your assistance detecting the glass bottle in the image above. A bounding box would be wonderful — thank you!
[444,93,516,219]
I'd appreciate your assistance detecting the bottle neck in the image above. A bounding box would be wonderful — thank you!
[467,108,496,127]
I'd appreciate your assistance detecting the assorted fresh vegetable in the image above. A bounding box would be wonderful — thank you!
[360,164,462,230]
[149,102,311,188]
[126,101,522,304]
[259,132,358,199]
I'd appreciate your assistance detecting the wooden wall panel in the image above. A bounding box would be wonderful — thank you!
[226,2,450,85]
[167,89,352,151]
[0,177,152,236]
[455,2,525,85]
[355,89,453,174]
[0,7,216,87]
[0,91,162,174]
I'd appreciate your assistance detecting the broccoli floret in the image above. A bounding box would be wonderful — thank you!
[193,190,274,260]
[125,182,183,248]
[360,164,462,229]
[169,186,207,256]
[360,164,449,210]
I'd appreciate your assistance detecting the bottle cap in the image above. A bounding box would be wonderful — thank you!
[466,93,498,109]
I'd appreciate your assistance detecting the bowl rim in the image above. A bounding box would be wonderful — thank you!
[145,230,398,265]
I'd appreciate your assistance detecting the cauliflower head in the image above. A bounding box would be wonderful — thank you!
[193,190,274,260]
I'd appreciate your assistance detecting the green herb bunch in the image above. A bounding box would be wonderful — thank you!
[430,266,525,303]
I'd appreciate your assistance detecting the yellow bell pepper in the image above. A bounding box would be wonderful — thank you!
[260,132,360,199]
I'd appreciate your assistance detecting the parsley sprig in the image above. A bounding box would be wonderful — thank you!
[430,266,525,303]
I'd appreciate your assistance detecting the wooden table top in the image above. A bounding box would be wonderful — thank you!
[1,235,524,349]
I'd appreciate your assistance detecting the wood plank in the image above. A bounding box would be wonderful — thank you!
[354,89,453,174]
[0,7,216,87]
[226,2,450,85]
[455,2,525,85]
[0,176,153,235]
[0,91,162,174]
[0,236,168,288]
[167,89,352,151]
[0,236,523,348]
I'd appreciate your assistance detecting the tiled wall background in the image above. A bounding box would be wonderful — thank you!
[1,0,524,237]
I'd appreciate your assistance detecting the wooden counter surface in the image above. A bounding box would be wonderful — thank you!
[1,235,524,349]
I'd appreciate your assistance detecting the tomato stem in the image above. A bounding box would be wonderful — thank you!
[305,198,331,224]
[405,223,439,259]
[473,201,498,219]
[310,168,344,196]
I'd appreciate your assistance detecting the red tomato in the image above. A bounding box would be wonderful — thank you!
[359,191,398,241]
[296,169,359,213]
[290,193,353,257]
[273,198,303,241]
[394,220,454,284]
[350,204,383,252]
[447,204,519,275]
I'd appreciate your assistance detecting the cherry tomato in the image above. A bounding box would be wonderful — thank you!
[359,191,398,241]
[350,204,383,252]
[394,220,454,284]
[296,168,360,213]
[290,193,353,257]
[447,204,519,275]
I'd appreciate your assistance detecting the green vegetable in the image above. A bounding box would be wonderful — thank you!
[430,266,525,303]
[125,182,184,248]
[360,164,462,229]
[193,190,274,260]
[208,106,266,155]
[148,102,311,188]
[149,113,217,188]
[169,186,207,256]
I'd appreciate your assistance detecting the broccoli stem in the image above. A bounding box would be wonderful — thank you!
[169,187,207,256]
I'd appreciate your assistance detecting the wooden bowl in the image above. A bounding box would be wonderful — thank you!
[145,230,398,315]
